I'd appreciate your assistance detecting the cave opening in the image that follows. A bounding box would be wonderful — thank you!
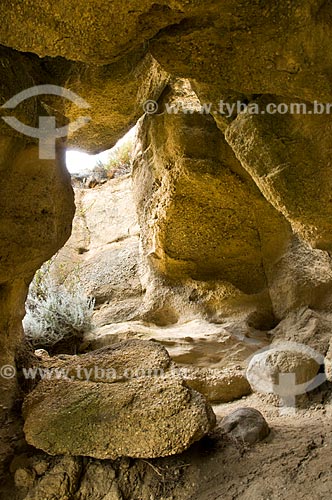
[1,2,332,494]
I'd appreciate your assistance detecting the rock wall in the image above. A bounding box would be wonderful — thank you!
[51,175,143,326]
[0,141,74,403]
[1,1,332,494]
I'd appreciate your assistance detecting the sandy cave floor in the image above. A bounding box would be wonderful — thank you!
[186,390,332,500]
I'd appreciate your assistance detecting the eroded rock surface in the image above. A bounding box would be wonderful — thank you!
[23,340,215,459]
[133,81,291,296]
[226,99,332,251]
[1,1,332,497]
[51,175,143,325]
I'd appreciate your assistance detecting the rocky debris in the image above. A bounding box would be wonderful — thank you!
[179,366,251,404]
[20,456,81,500]
[219,408,270,446]
[8,453,196,500]
[23,340,216,459]
[75,462,121,500]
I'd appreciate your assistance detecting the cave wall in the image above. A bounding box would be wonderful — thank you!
[0,0,332,423]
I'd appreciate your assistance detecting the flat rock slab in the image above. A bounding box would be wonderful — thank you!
[23,340,215,459]
[23,376,215,459]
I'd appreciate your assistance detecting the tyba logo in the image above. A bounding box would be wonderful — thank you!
[1,85,91,159]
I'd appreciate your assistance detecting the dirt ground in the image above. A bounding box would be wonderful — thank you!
[183,389,332,500]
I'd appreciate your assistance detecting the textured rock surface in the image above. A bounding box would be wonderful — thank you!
[226,99,332,251]
[0,140,74,410]
[2,1,332,107]
[266,238,332,319]
[23,376,215,460]
[178,366,251,404]
[271,308,332,356]
[246,344,321,394]
[16,456,82,500]
[150,3,332,103]
[219,408,270,445]
[82,319,269,371]
[23,340,215,459]
[51,176,143,324]
[61,52,168,152]
[1,1,332,496]
[42,339,172,382]
[133,81,291,295]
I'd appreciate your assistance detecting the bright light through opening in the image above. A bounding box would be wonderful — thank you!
[66,126,136,175]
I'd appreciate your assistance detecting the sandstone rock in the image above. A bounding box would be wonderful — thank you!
[0,2,186,63]
[271,308,332,357]
[1,2,332,494]
[226,97,332,252]
[23,340,215,459]
[62,52,168,152]
[132,81,291,296]
[219,408,270,446]
[76,462,121,500]
[0,142,74,284]
[151,4,332,102]
[178,366,251,404]
[24,457,81,500]
[14,468,36,490]
[266,238,332,319]
[23,376,215,460]
[246,343,321,395]
[82,319,269,371]
[2,2,332,106]
[322,331,332,382]
[0,138,74,417]
[50,176,144,325]
[42,339,172,382]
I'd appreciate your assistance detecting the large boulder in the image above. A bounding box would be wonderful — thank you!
[23,340,216,459]
[266,238,332,319]
[246,343,321,396]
